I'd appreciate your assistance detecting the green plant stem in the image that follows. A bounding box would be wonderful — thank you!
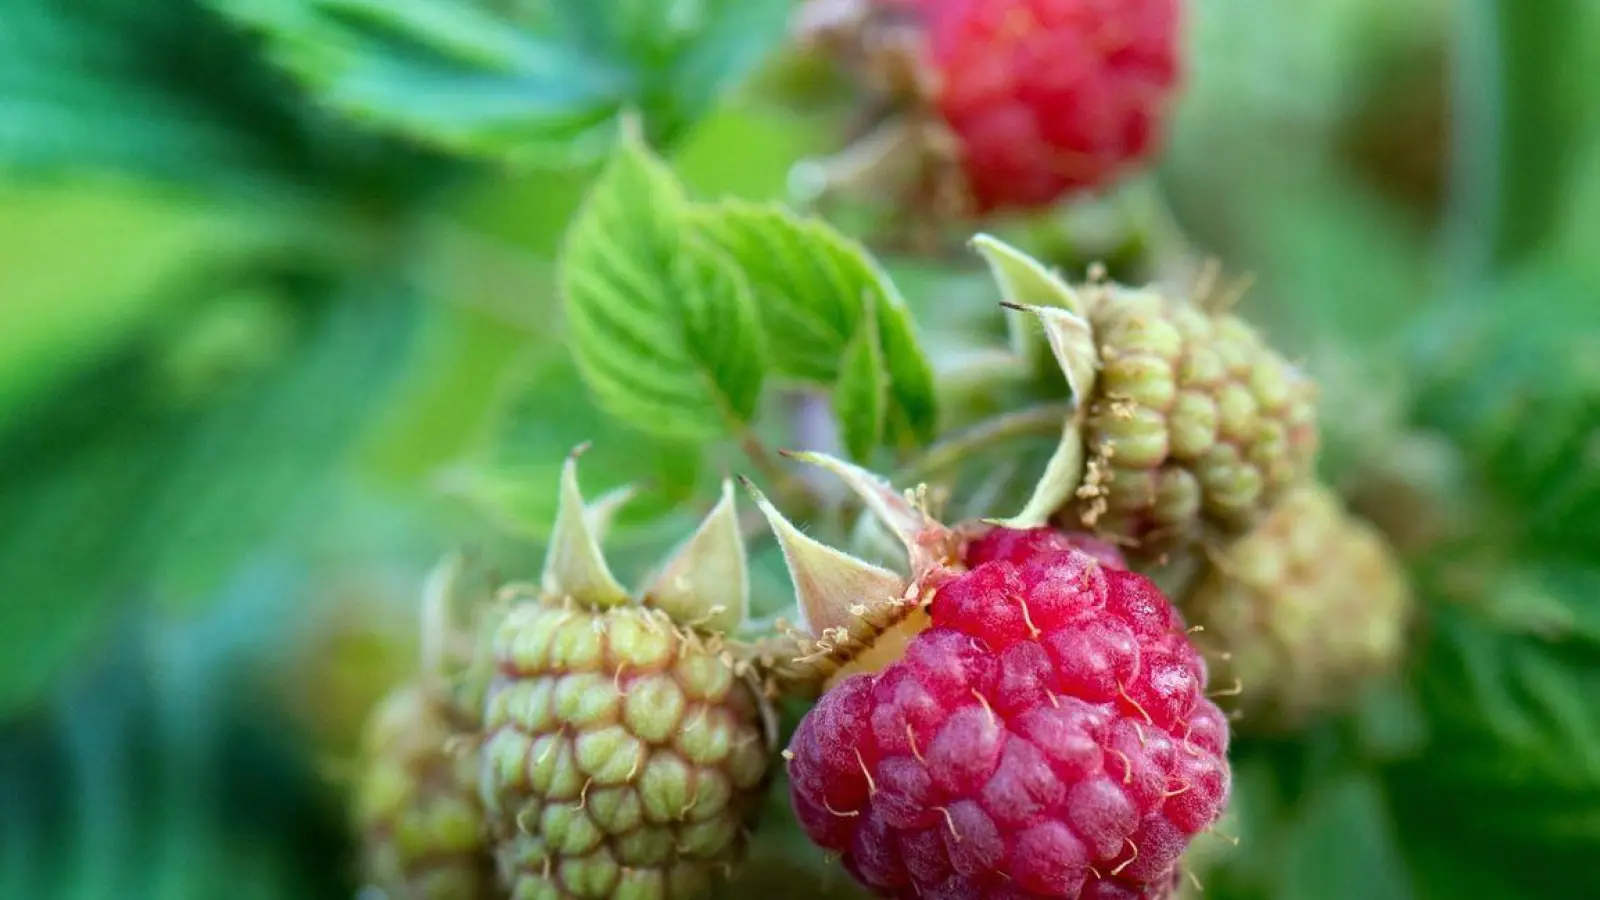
[894,402,1071,486]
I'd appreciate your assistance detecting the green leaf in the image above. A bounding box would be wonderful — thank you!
[0,272,424,716]
[1385,607,1600,897]
[0,180,287,433]
[691,201,939,449]
[210,0,627,167]
[875,295,939,447]
[458,338,704,544]
[1279,773,1415,900]
[833,299,887,461]
[0,0,272,183]
[1446,0,1598,282]
[0,0,447,198]
[1407,265,1600,560]
[208,0,791,168]
[2,595,351,899]
[560,135,766,442]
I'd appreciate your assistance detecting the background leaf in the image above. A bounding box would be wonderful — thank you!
[1445,0,1598,281]
[1280,774,1416,900]
[208,0,792,168]
[453,352,704,543]
[560,135,766,442]
[0,270,423,716]
[1385,607,1600,896]
[0,0,453,198]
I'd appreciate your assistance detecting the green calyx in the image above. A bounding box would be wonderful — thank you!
[540,446,749,636]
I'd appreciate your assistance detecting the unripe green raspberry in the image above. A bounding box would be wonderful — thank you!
[355,683,494,900]
[1183,482,1414,731]
[480,458,773,899]
[1067,282,1319,552]
[976,236,1319,559]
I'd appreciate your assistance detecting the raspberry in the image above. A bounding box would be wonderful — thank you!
[796,0,1182,216]
[910,0,1182,213]
[353,557,495,900]
[1182,483,1414,731]
[989,269,1319,558]
[478,458,774,899]
[355,683,493,900]
[785,543,1230,899]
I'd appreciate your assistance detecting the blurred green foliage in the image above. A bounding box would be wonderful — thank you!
[1,0,1598,899]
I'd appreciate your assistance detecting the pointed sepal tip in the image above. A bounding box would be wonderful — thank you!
[738,475,906,639]
[643,479,749,634]
[542,448,631,609]
[781,450,930,551]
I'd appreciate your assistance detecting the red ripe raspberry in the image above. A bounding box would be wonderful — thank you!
[785,538,1228,899]
[900,0,1182,213]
